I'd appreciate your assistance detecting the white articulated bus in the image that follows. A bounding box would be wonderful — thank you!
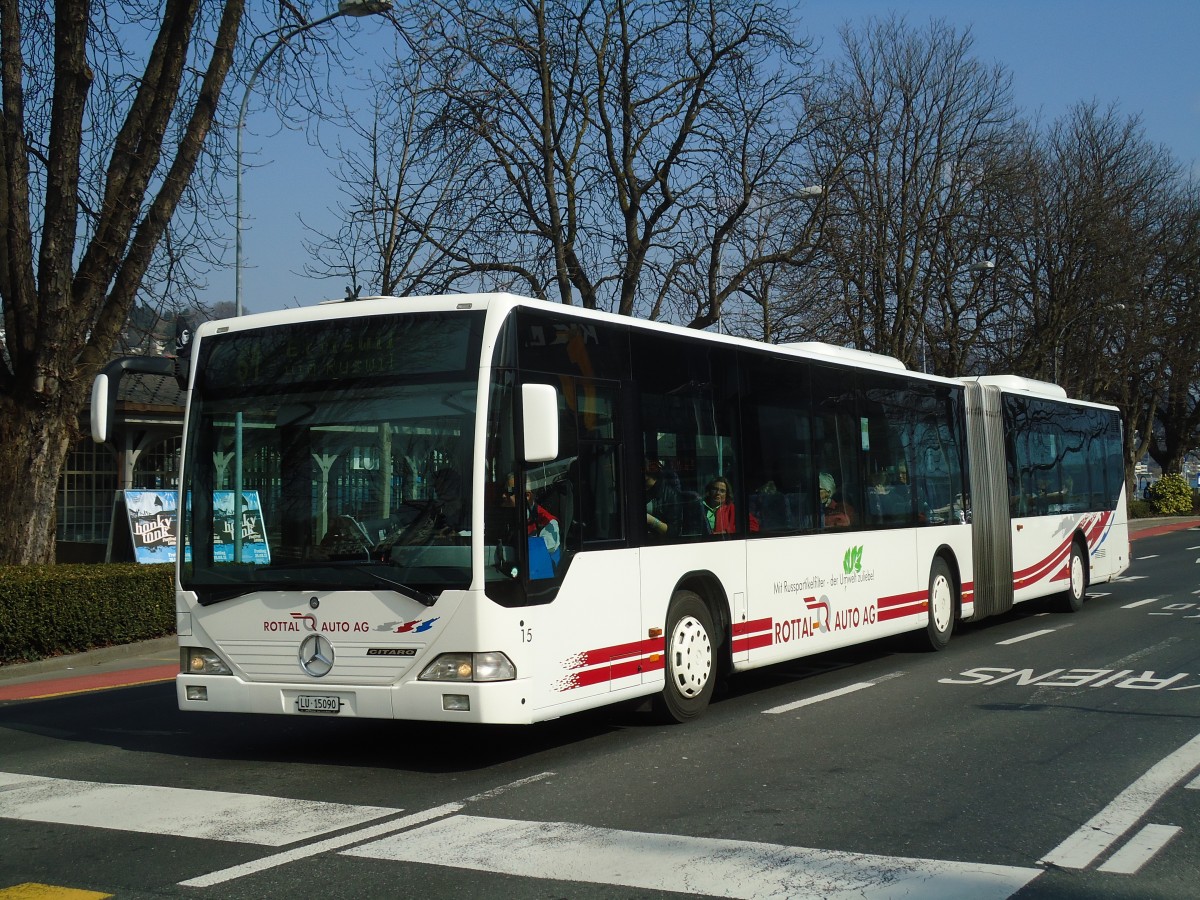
[92,293,1129,724]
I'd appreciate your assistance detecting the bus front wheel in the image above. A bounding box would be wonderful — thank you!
[654,591,716,723]
[924,557,956,651]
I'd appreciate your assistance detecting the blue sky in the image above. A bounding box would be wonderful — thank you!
[221,1,1200,315]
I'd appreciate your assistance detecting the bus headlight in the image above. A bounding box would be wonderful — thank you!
[419,652,516,683]
[182,647,232,676]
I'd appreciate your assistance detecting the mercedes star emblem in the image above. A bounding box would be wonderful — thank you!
[299,634,335,677]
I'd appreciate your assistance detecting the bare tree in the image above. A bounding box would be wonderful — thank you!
[302,27,490,296]
[1145,181,1200,475]
[311,0,818,323]
[803,15,1017,372]
[0,0,246,565]
[982,102,1185,479]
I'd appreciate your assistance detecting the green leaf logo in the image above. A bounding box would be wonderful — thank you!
[843,545,863,574]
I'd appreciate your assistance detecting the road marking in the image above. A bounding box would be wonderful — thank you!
[1135,555,1159,560]
[0,886,111,900]
[0,772,397,846]
[178,803,462,887]
[1040,731,1200,869]
[178,771,556,887]
[345,814,1041,900]
[762,672,904,715]
[1122,599,1159,609]
[996,629,1055,645]
[1097,824,1181,874]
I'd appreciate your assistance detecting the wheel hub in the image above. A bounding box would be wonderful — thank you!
[670,615,712,698]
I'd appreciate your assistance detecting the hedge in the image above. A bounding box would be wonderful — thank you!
[0,563,174,665]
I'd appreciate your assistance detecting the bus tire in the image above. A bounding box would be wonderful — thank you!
[924,557,955,651]
[1057,541,1088,613]
[654,591,716,723]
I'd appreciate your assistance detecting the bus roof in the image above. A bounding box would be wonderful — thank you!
[965,374,1068,399]
[197,292,953,383]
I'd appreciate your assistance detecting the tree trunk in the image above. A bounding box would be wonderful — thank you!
[0,392,76,565]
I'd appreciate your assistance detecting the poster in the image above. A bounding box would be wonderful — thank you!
[124,490,178,564]
[211,490,271,564]
[122,489,271,565]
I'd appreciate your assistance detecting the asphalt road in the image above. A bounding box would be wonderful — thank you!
[1,525,1198,899]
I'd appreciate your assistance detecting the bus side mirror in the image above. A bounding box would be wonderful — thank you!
[522,383,560,463]
[90,355,177,444]
[91,373,110,443]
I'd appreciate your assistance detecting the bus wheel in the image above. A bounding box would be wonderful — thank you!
[654,591,716,723]
[1057,541,1088,613]
[924,557,955,651]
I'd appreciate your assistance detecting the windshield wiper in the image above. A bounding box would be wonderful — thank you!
[349,564,437,606]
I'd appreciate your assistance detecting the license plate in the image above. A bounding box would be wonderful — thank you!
[296,693,341,714]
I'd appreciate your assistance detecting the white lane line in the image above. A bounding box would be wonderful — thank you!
[1097,824,1181,874]
[762,672,904,715]
[0,772,396,845]
[996,629,1055,645]
[1122,599,1159,609]
[179,771,555,888]
[179,803,462,887]
[1040,731,1200,870]
[1135,555,1159,560]
[1188,773,1200,789]
[346,815,1041,900]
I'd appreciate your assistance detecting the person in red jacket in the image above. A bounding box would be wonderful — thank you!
[702,477,758,535]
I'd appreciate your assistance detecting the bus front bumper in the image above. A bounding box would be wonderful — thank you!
[176,674,535,724]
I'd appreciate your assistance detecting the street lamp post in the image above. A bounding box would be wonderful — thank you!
[231,0,390,563]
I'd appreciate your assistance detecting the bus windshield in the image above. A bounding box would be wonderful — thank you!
[179,311,484,604]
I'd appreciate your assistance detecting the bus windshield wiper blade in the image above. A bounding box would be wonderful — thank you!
[350,565,437,607]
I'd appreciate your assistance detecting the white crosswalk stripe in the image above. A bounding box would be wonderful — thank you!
[1,770,1042,898]
[0,771,398,845]
[344,814,1042,900]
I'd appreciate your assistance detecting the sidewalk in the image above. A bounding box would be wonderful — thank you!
[1,517,1196,703]
[0,636,177,702]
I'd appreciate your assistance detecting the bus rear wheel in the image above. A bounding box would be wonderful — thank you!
[654,591,716,723]
[923,557,955,651]
[1056,541,1088,612]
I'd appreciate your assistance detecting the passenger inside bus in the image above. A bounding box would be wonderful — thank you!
[502,473,561,576]
[818,472,854,528]
[701,476,760,535]
[644,458,681,538]
[702,477,736,534]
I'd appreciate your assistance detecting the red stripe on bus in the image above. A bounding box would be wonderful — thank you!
[732,631,774,654]
[878,589,926,609]
[732,617,772,636]
[566,637,663,670]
